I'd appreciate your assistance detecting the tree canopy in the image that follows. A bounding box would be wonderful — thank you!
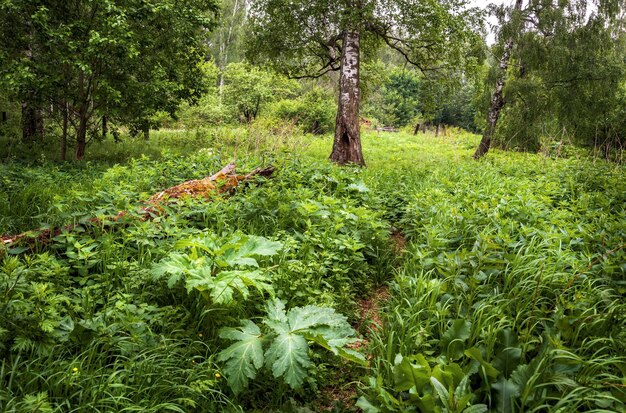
[0,0,219,158]
[246,0,482,164]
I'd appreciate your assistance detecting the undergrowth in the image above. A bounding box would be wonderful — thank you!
[1,128,624,412]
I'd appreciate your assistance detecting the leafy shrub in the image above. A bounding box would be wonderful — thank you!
[270,87,335,134]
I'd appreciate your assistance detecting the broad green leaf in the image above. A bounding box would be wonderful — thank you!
[356,396,381,413]
[187,269,272,305]
[264,299,290,334]
[494,347,522,378]
[441,319,471,360]
[407,391,436,412]
[433,362,464,389]
[305,332,367,365]
[430,376,451,411]
[237,235,283,257]
[510,364,531,393]
[184,267,215,293]
[151,253,198,288]
[393,354,431,392]
[491,376,521,413]
[463,405,489,413]
[465,347,499,378]
[287,304,348,332]
[218,320,265,394]
[265,332,311,389]
[217,235,282,268]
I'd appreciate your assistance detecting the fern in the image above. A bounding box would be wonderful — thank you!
[218,299,366,393]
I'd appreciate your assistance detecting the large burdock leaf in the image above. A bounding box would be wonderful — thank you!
[218,320,265,394]
[265,332,311,389]
[220,299,365,393]
[207,270,273,305]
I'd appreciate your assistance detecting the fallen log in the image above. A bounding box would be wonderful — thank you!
[1,163,276,250]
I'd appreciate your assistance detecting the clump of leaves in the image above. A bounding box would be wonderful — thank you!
[152,233,282,305]
[218,299,366,393]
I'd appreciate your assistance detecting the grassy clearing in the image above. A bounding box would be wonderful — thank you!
[1,128,625,412]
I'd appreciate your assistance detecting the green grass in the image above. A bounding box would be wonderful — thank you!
[1,127,624,412]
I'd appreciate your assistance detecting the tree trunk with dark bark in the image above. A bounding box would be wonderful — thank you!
[330,31,365,166]
[21,99,43,144]
[102,115,108,139]
[61,102,68,161]
[1,112,6,124]
[75,115,87,160]
[473,0,524,160]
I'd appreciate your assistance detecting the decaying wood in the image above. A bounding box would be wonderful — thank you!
[1,163,276,249]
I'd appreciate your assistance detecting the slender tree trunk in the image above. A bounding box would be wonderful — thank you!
[436,123,441,137]
[102,115,108,139]
[74,70,93,160]
[143,125,150,141]
[1,112,6,124]
[61,102,68,161]
[473,0,524,159]
[75,115,87,160]
[330,31,364,166]
[413,122,421,135]
[21,99,43,144]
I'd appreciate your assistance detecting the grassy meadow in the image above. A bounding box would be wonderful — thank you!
[1,128,625,412]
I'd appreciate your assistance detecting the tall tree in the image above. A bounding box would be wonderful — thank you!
[473,0,524,159]
[474,0,625,158]
[209,0,249,93]
[0,0,218,160]
[247,0,481,165]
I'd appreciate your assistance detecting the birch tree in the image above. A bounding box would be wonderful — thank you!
[247,0,481,165]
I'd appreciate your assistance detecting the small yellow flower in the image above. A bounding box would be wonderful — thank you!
[72,367,79,373]
[215,372,221,379]
[198,332,203,337]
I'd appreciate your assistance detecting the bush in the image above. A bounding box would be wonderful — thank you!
[270,87,335,134]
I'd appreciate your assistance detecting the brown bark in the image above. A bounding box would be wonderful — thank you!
[413,122,421,135]
[75,115,87,160]
[102,115,108,139]
[330,31,365,166]
[473,0,524,160]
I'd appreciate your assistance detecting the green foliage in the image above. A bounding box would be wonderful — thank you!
[152,233,281,305]
[486,0,626,154]
[359,134,626,412]
[270,87,336,134]
[0,0,219,156]
[1,127,624,411]
[223,62,296,123]
[219,299,365,393]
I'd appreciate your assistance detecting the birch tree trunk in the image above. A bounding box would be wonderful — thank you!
[473,0,524,160]
[330,31,365,165]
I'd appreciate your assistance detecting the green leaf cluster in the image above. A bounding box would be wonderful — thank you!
[218,299,366,393]
[152,233,282,306]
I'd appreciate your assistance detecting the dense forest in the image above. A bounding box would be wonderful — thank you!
[1,0,625,412]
